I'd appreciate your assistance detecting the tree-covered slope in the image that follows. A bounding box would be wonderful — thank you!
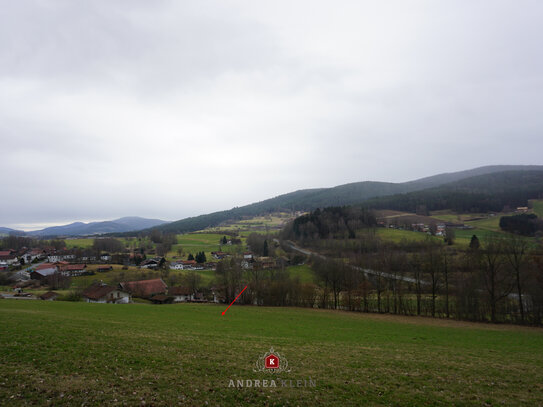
[150,166,543,234]
[364,170,543,213]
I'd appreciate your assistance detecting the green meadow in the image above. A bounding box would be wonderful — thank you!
[170,233,246,261]
[531,199,543,217]
[376,228,440,243]
[1,300,542,406]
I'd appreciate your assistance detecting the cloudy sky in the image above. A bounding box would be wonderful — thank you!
[1,1,543,230]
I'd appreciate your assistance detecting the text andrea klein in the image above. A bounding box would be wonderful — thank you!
[228,378,316,388]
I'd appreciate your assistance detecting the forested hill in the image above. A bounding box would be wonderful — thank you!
[364,170,543,213]
[148,165,543,234]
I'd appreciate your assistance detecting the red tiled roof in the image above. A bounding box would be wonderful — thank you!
[169,286,191,296]
[82,284,116,300]
[59,264,86,271]
[0,255,16,260]
[0,250,13,256]
[40,291,59,300]
[120,278,167,297]
[36,263,57,271]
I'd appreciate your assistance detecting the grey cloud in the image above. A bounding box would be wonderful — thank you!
[1,1,543,228]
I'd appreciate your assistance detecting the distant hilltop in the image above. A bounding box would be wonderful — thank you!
[2,217,169,237]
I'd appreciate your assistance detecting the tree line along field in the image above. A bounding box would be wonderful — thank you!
[1,300,542,406]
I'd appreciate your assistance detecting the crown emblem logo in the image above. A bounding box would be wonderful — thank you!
[253,347,291,374]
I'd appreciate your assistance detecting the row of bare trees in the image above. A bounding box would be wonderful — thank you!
[309,236,543,325]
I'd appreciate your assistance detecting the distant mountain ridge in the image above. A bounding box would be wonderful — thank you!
[0,227,24,236]
[150,165,543,234]
[24,217,168,237]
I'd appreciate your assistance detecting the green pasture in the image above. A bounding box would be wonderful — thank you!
[169,233,245,261]
[1,301,542,406]
[376,228,440,244]
[64,238,94,249]
[531,199,543,217]
[287,264,315,284]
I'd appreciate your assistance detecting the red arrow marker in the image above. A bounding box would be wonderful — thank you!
[222,285,247,315]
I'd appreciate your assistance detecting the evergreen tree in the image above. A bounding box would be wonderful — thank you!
[263,240,269,256]
[469,235,480,250]
[195,251,207,264]
[222,236,228,244]
[188,253,194,261]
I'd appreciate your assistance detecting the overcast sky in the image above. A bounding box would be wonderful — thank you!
[2,1,543,230]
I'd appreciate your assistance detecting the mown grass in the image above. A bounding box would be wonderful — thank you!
[0,301,542,406]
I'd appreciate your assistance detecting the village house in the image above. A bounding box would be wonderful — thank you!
[169,261,184,270]
[39,291,59,301]
[140,257,164,269]
[82,282,131,304]
[47,252,76,263]
[168,286,193,302]
[119,278,167,299]
[0,250,18,266]
[21,248,46,264]
[96,265,113,272]
[58,264,87,277]
[254,257,276,269]
[211,251,229,260]
[169,260,197,270]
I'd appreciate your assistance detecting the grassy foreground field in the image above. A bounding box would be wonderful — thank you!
[1,302,542,406]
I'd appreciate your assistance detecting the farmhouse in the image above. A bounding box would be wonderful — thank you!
[39,291,59,301]
[119,278,167,299]
[30,264,58,280]
[58,264,87,277]
[97,266,113,272]
[0,250,18,266]
[82,283,131,304]
[21,249,46,264]
[211,251,228,260]
[169,261,184,270]
[254,257,276,269]
[169,260,197,270]
[47,252,76,263]
[168,286,192,302]
[140,257,165,269]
